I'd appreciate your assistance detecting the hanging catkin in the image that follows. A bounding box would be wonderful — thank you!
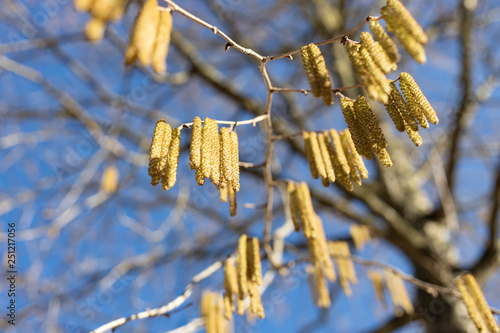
[387,0,428,45]
[329,129,350,175]
[462,273,500,332]
[149,119,167,186]
[190,117,202,170]
[388,80,419,131]
[101,164,119,194]
[247,237,263,286]
[220,127,233,185]
[457,275,487,332]
[236,235,248,301]
[301,44,334,105]
[341,129,369,179]
[398,77,429,128]
[223,259,238,320]
[304,131,319,179]
[209,120,220,186]
[380,6,426,64]
[297,182,316,239]
[368,270,386,304]
[360,32,396,74]
[229,182,237,217]
[200,117,214,179]
[152,9,173,74]
[125,0,160,66]
[248,281,265,318]
[162,128,181,190]
[340,97,372,159]
[369,19,400,63]
[399,72,439,125]
[347,43,378,101]
[318,132,336,184]
[359,46,390,103]
[230,131,240,192]
[287,182,301,232]
[354,95,388,149]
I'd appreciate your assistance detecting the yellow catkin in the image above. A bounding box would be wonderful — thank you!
[298,182,316,239]
[220,127,232,184]
[389,81,419,132]
[463,273,500,332]
[148,119,167,186]
[350,224,371,250]
[338,136,361,188]
[399,72,439,125]
[162,128,180,190]
[230,131,240,192]
[318,132,336,184]
[360,32,395,74]
[125,0,159,66]
[248,281,265,318]
[369,19,400,63]
[152,9,172,74]
[214,295,224,333]
[229,182,237,217]
[101,164,119,194]
[341,129,369,179]
[201,291,216,333]
[326,133,353,191]
[249,237,263,285]
[399,78,429,128]
[373,144,393,168]
[385,99,405,132]
[340,97,372,159]
[223,294,233,321]
[236,235,248,300]
[387,0,428,45]
[304,132,319,179]
[329,129,350,175]
[224,259,238,319]
[347,43,379,101]
[200,118,213,179]
[330,241,354,296]
[85,17,106,42]
[288,182,301,232]
[359,46,390,103]
[368,270,386,304]
[157,123,172,186]
[354,95,388,149]
[301,44,334,105]
[309,132,327,181]
[74,0,94,11]
[315,264,331,308]
[209,120,220,186]
[381,6,426,64]
[196,167,205,186]
[311,215,337,282]
[457,276,487,332]
[220,185,228,202]
[385,270,414,316]
[190,117,202,170]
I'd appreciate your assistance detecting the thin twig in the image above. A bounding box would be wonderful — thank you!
[176,114,269,130]
[270,83,363,94]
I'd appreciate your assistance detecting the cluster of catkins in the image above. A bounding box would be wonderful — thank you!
[224,235,264,319]
[301,43,334,106]
[302,129,369,190]
[190,117,240,216]
[74,0,127,41]
[368,270,414,316]
[200,291,227,333]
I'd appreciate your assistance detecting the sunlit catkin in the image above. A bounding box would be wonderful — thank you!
[387,0,428,45]
[373,144,393,168]
[200,118,213,179]
[341,129,369,179]
[340,97,371,159]
[369,19,400,63]
[224,259,238,319]
[229,182,237,217]
[457,275,487,332]
[329,129,350,174]
[220,185,228,202]
[297,182,317,239]
[350,224,371,250]
[125,0,159,66]
[310,215,336,282]
[368,270,386,304]
[201,291,216,333]
[326,132,353,191]
[360,32,396,74]
[301,44,334,105]
[209,120,220,186]
[149,119,167,186]
[85,18,105,42]
[101,164,119,194]
[247,237,263,285]
[288,182,301,232]
[381,6,426,64]
[162,128,180,190]
[385,98,406,132]
[463,273,500,332]
[316,264,332,308]
[329,241,356,296]
[354,95,388,149]
[152,9,172,74]
[388,81,419,132]
[236,234,248,302]
[359,46,390,103]
[190,117,202,170]
[230,131,240,192]
[399,72,439,125]
[304,131,319,179]
[309,132,327,181]
[318,132,336,184]
[347,43,378,101]
[220,127,232,184]
[74,0,93,11]
[90,0,126,21]
[399,78,429,128]
[248,281,265,318]
[385,270,414,316]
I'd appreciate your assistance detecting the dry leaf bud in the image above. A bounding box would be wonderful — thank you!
[101,164,119,194]
[318,132,336,184]
[399,78,429,128]
[369,19,400,63]
[190,117,202,170]
[301,44,334,105]
[360,32,395,74]
[162,128,180,190]
[463,273,500,332]
[125,0,159,66]
[304,131,319,179]
[288,182,301,232]
[387,0,428,44]
[400,72,439,125]
[381,6,426,64]
[457,276,487,332]
[230,131,240,192]
[152,9,172,74]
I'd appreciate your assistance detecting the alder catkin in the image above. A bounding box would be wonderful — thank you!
[387,0,428,45]
[301,44,334,105]
[329,129,350,175]
[230,131,240,192]
[399,78,429,128]
[125,0,159,66]
[326,132,353,191]
[248,237,263,286]
[74,0,94,11]
[248,281,265,318]
[381,6,426,64]
[318,132,336,183]
[354,95,388,149]
[85,18,106,42]
[190,117,202,170]
[389,80,419,132]
[360,32,395,74]
[162,128,181,190]
[463,273,500,332]
[288,182,301,232]
[341,129,369,179]
[220,127,233,183]
[347,43,378,101]
[297,182,316,238]
[209,120,220,186]
[369,19,400,63]
[229,182,237,217]
[457,276,487,332]
[340,97,372,159]
[359,46,390,103]
[200,118,213,179]
[399,72,439,125]
[101,164,119,194]
[304,131,319,179]
[368,270,386,304]
[152,9,172,74]
[236,235,248,300]
[149,119,167,186]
